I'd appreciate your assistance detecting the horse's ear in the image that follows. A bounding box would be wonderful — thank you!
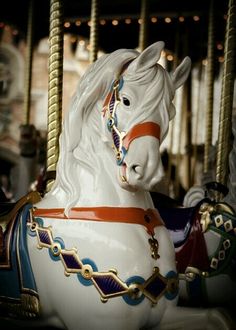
[171,57,191,90]
[127,41,165,73]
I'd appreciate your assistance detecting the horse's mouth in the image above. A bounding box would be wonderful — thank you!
[118,163,138,192]
[118,163,161,192]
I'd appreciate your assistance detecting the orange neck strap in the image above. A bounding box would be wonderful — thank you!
[33,206,164,236]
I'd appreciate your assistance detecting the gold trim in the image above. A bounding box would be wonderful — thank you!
[0,192,41,232]
[16,213,39,296]
[0,213,16,268]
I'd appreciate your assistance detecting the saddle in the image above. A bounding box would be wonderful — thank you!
[152,194,210,275]
[154,193,236,278]
[0,191,41,319]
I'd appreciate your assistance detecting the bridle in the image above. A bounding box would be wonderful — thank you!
[102,66,161,168]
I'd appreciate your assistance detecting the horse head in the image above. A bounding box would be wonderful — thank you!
[102,41,191,192]
[41,42,191,211]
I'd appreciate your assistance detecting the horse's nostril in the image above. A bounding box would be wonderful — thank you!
[132,165,138,172]
[131,164,143,177]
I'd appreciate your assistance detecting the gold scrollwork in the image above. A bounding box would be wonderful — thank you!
[184,266,209,282]
[199,203,214,232]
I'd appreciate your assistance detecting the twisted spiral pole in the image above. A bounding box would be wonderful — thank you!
[23,0,34,125]
[216,0,236,191]
[46,0,64,191]
[89,0,100,64]
[203,0,215,174]
[138,0,149,51]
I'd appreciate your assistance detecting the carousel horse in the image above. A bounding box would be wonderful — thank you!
[0,42,234,330]
[153,187,236,308]
[155,116,236,308]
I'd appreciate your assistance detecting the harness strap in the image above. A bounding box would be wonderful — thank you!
[33,207,164,236]
[123,122,160,150]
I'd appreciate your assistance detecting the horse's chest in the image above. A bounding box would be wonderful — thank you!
[28,218,159,280]
[26,217,178,328]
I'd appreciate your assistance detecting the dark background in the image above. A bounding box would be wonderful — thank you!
[0,0,228,63]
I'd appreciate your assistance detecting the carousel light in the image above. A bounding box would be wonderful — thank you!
[167,54,174,61]
[125,18,132,24]
[151,17,158,23]
[87,20,91,27]
[87,44,91,50]
[112,19,119,26]
[164,17,172,23]
[193,15,200,22]
[79,39,85,46]
[138,18,142,24]
[178,16,185,22]
[75,20,81,26]
[100,19,106,25]
[64,22,71,28]
[202,59,207,66]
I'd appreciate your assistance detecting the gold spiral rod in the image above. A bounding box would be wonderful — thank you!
[46,0,64,192]
[89,0,100,64]
[204,0,215,174]
[216,0,236,191]
[23,0,34,125]
[138,0,149,51]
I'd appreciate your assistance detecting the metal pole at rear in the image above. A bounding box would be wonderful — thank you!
[216,0,236,196]
[203,0,215,175]
[23,0,34,126]
[138,0,149,51]
[46,0,64,192]
[89,0,100,63]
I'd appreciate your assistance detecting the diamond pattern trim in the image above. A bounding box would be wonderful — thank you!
[28,221,178,305]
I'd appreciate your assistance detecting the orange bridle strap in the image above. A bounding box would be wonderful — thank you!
[123,121,160,150]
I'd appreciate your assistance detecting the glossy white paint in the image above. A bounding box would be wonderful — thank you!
[26,42,233,329]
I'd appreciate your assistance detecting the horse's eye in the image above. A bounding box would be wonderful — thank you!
[122,97,130,107]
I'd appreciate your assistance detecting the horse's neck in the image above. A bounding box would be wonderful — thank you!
[37,130,154,211]
[75,144,154,209]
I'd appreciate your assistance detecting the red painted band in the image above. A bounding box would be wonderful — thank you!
[33,206,164,235]
[123,122,161,150]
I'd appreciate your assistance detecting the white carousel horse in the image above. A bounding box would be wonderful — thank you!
[0,42,234,330]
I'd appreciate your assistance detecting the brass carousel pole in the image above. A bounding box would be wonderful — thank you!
[203,0,215,176]
[216,0,236,199]
[185,72,192,190]
[138,0,149,51]
[23,0,34,126]
[89,0,100,64]
[46,0,64,191]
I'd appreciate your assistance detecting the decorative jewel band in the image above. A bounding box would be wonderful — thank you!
[28,218,178,306]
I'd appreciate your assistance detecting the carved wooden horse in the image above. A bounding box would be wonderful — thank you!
[0,42,234,329]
